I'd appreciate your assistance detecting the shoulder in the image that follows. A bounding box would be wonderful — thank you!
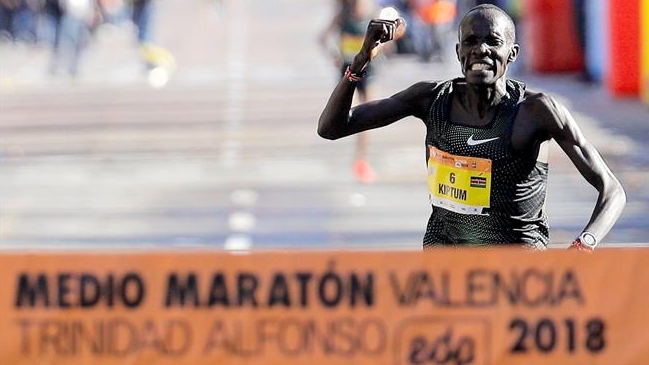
[392,81,448,106]
[518,87,577,138]
[397,80,446,97]
[391,80,449,117]
[519,88,568,116]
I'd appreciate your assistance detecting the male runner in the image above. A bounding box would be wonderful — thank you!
[319,0,379,183]
[317,4,626,250]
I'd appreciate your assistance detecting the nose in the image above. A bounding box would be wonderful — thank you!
[472,42,489,55]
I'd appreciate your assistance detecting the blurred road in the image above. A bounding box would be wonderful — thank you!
[0,0,647,250]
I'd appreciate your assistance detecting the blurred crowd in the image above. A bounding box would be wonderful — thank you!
[0,0,173,77]
[1,0,612,91]
[0,0,521,75]
[373,0,521,63]
[342,0,602,85]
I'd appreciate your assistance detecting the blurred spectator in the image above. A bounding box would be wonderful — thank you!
[94,0,175,83]
[0,0,40,43]
[46,0,98,76]
[319,0,379,183]
[411,0,456,62]
[95,0,122,23]
[379,0,457,63]
[126,0,175,73]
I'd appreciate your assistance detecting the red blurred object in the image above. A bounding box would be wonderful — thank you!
[523,0,584,72]
[416,0,457,25]
[608,0,640,96]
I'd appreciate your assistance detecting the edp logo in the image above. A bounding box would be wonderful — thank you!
[394,317,490,365]
[407,327,475,365]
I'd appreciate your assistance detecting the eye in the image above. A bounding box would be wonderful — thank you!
[462,36,478,46]
[486,37,504,47]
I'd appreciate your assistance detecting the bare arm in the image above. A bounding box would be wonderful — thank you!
[318,82,434,139]
[318,17,416,139]
[537,94,626,247]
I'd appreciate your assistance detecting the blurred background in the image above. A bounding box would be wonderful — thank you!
[0,0,647,251]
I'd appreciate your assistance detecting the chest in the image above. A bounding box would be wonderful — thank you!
[427,100,513,161]
[426,99,540,160]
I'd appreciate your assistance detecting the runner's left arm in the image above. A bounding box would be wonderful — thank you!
[537,94,626,248]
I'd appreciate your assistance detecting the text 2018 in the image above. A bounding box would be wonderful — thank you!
[509,317,606,354]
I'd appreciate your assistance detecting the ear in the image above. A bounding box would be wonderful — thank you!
[508,43,520,63]
[455,43,460,60]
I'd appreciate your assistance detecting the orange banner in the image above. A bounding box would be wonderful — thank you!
[1,248,648,365]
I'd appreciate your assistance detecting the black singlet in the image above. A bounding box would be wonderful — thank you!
[423,78,549,249]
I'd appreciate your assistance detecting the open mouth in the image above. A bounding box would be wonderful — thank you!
[469,62,493,71]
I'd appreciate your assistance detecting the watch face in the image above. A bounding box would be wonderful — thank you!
[581,233,597,247]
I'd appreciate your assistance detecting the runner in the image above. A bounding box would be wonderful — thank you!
[319,0,380,183]
[317,4,626,250]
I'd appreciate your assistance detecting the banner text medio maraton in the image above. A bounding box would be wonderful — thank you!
[14,266,584,310]
[14,267,375,309]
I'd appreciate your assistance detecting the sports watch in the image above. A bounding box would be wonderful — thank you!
[579,232,597,248]
[576,232,597,250]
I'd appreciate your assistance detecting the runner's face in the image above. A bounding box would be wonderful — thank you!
[456,12,518,85]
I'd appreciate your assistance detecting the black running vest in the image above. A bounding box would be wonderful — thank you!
[423,78,549,249]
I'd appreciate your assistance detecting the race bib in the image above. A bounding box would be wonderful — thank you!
[427,146,492,215]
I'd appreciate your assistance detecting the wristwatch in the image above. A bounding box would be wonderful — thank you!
[577,232,597,249]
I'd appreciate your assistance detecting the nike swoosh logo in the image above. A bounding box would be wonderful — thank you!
[467,135,499,146]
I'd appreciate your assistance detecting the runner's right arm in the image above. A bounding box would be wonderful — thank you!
[318,82,437,139]
[318,17,429,139]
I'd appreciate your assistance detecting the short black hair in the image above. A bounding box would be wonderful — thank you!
[458,4,516,43]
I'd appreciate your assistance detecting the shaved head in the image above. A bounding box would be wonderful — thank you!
[459,4,516,43]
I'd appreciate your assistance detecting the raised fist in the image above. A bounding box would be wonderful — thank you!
[366,17,406,47]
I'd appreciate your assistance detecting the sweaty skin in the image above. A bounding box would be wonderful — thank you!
[318,6,626,247]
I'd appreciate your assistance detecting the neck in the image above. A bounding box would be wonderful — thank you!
[464,79,508,118]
